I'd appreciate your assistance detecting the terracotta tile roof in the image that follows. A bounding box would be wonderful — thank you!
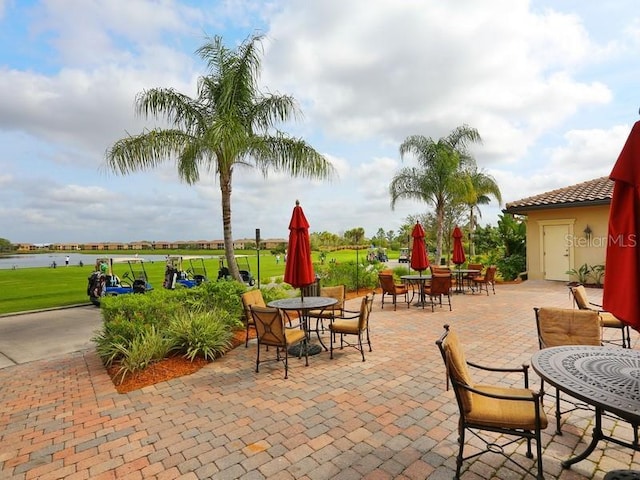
[504,176,612,214]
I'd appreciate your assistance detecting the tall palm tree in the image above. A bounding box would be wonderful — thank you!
[106,34,334,281]
[462,168,502,256]
[390,125,481,263]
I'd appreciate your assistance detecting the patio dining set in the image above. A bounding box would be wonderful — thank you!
[240,284,376,379]
[378,263,497,312]
[435,283,640,480]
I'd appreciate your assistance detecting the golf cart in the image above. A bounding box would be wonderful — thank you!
[87,257,153,306]
[217,255,255,286]
[163,255,208,289]
[398,248,410,263]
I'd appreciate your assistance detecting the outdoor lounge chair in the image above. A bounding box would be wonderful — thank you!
[436,324,547,479]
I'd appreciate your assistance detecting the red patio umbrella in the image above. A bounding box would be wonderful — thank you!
[410,221,429,274]
[452,226,466,266]
[603,121,640,331]
[284,200,316,299]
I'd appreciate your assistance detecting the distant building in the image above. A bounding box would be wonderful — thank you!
[504,176,612,282]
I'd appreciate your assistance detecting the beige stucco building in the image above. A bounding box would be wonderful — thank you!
[504,177,612,282]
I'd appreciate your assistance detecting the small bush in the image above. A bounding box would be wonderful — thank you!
[113,326,173,384]
[167,309,234,361]
[92,314,147,366]
[315,261,380,290]
[497,254,526,281]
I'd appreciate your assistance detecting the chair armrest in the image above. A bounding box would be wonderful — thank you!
[341,308,360,319]
[467,360,529,375]
[589,301,603,309]
[466,361,530,387]
[456,380,542,403]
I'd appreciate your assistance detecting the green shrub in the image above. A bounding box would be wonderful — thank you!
[101,289,183,328]
[315,261,380,290]
[186,280,246,319]
[259,284,292,304]
[167,309,234,361]
[92,314,147,366]
[113,326,173,384]
[497,253,526,281]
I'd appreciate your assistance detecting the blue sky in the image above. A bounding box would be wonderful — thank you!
[1,0,639,244]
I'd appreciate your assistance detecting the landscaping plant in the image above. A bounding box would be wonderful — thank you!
[167,309,234,361]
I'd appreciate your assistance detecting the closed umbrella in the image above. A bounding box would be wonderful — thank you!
[410,222,429,274]
[603,121,640,332]
[284,200,316,299]
[452,226,466,294]
[452,226,466,265]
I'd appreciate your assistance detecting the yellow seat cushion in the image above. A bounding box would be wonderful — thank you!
[467,385,548,430]
[284,328,306,345]
[330,319,359,335]
[599,312,625,329]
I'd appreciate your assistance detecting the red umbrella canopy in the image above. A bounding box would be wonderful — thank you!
[452,226,466,265]
[410,222,430,272]
[603,121,640,331]
[284,200,316,289]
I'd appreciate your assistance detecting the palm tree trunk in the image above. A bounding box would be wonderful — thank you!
[435,204,445,265]
[469,207,476,257]
[220,170,242,282]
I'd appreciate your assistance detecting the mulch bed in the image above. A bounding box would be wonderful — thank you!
[106,288,375,393]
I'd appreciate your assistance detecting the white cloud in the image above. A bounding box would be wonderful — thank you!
[0,0,638,244]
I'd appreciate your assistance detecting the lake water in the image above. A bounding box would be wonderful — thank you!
[0,253,175,270]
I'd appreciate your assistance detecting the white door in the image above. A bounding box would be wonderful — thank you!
[543,224,570,281]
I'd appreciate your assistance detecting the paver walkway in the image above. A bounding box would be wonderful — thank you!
[1,280,639,479]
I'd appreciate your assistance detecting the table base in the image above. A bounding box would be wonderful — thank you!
[288,343,323,357]
[562,407,640,469]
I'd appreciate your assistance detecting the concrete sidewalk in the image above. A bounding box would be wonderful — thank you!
[1,280,639,479]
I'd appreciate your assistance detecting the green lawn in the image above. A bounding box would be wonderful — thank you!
[0,249,391,315]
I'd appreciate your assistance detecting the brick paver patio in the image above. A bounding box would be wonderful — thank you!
[1,280,639,479]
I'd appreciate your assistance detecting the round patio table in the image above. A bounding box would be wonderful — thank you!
[453,268,481,293]
[268,296,338,356]
[531,345,640,468]
[401,274,432,308]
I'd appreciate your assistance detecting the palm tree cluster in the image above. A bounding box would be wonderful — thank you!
[389,125,502,264]
[106,34,334,282]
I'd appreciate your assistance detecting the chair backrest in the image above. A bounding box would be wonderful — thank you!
[436,325,474,413]
[429,274,452,295]
[378,273,396,293]
[358,293,375,331]
[431,266,451,275]
[467,263,483,273]
[569,285,591,310]
[320,285,345,312]
[484,265,497,282]
[534,307,602,349]
[250,305,287,347]
[241,289,266,323]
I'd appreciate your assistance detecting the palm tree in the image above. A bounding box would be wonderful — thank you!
[462,168,502,256]
[106,34,334,281]
[390,125,481,263]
